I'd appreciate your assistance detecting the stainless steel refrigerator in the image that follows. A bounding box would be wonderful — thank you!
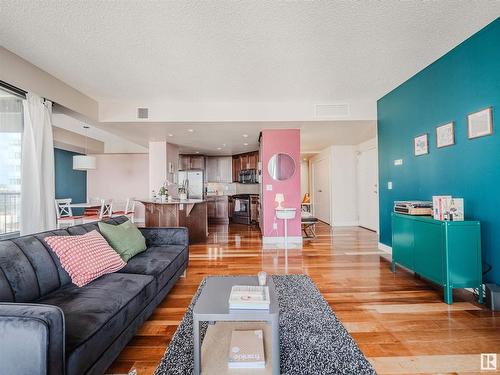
[177,170,204,199]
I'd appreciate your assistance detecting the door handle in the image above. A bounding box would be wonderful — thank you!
[318,190,322,193]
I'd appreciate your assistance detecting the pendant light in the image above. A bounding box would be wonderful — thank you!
[73,125,96,170]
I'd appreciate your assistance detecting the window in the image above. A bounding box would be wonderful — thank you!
[0,87,23,237]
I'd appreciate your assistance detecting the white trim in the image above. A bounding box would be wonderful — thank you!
[262,236,303,249]
[378,242,392,254]
[332,221,359,227]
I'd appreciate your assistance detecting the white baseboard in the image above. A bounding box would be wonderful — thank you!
[378,242,392,254]
[332,221,359,227]
[262,236,303,249]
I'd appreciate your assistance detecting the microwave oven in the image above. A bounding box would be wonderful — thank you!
[238,169,257,184]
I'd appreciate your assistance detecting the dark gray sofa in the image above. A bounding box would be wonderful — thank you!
[0,216,189,375]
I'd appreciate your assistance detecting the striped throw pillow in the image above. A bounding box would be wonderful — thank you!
[45,230,126,287]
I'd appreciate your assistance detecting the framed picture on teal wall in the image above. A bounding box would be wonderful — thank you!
[436,122,455,148]
[414,133,429,156]
[467,107,493,139]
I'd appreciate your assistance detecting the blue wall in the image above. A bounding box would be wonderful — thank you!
[54,148,87,213]
[377,19,500,284]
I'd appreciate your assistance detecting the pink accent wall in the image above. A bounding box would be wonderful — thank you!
[261,129,301,238]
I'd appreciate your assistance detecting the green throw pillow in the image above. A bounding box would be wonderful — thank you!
[98,220,147,262]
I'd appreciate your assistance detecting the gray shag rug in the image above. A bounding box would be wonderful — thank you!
[154,275,375,375]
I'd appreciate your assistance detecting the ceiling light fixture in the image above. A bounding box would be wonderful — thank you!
[195,151,200,154]
[188,129,194,133]
[242,134,249,138]
[217,147,222,150]
[73,125,96,170]
[243,142,249,146]
[168,133,173,137]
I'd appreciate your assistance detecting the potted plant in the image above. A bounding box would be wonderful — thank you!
[158,186,168,203]
[178,183,187,200]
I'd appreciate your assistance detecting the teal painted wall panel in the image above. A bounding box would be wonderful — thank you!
[54,148,87,215]
[378,18,500,284]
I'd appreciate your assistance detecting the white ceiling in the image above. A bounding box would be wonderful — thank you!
[98,120,376,155]
[0,1,498,151]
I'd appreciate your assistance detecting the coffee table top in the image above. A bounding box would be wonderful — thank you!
[193,276,279,321]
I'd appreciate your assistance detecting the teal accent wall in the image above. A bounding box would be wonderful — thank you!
[54,148,87,214]
[377,18,500,284]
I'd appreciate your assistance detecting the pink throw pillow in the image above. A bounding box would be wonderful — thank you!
[45,230,126,287]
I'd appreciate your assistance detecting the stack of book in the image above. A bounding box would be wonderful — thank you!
[228,329,265,369]
[432,196,464,221]
[228,285,270,310]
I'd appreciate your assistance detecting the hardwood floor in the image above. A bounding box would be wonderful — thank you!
[107,222,498,375]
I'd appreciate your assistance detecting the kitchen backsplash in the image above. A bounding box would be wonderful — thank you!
[206,182,259,195]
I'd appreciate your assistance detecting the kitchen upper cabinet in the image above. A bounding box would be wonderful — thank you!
[206,157,218,182]
[180,155,190,170]
[179,155,206,170]
[206,156,232,183]
[190,155,205,170]
[232,156,241,183]
[232,151,259,182]
[248,152,258,169]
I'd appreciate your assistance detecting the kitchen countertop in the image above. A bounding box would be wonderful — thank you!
[139,198,205,205]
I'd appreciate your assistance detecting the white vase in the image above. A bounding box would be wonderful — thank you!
[160,195,167,203]
[179,193,187,200]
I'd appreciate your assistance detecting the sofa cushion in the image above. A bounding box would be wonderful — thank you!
[37,272,155,375]
[98,220,147,262]
[44,230,126,287]
[118,245,188,292]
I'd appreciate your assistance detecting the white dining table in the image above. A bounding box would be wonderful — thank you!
[68,202,100,208]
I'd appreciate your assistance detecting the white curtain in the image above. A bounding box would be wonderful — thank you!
[20,92,56,235]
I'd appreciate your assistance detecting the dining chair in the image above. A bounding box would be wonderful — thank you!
[54,198,82,228]
[112,198,136,222]
[83,199,113,223]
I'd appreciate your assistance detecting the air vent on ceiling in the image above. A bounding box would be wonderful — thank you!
[315,104,350,118]
[137,107,149,119]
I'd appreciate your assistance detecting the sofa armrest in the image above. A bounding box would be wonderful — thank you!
[0,303,65,375]
[139,227,189,247]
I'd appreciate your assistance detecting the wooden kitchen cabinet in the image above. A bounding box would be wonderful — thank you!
[231,151,259,182]
[232,156,241,182]
[179,155,205,170]
[248,152,258,169]
[206,156,232,183]
[190,155,205,169]
[250,195,259,223]
[207,196,229,224]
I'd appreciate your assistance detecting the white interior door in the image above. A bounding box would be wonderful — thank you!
[357,147,379,232]
[312,157,331,224]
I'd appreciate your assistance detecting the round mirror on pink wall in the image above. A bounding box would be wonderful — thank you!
[267,153,295,181]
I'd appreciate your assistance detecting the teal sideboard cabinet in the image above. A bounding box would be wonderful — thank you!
[391,213,482,304]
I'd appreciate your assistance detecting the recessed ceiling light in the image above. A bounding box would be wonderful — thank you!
[195,151,200,154]
[168,133,173,137]
[217,147,222,150]
[188,129,194,133]
[243,142,249,146]
[242,134,249,138]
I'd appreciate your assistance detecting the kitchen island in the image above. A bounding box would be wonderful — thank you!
[138,199,208,243]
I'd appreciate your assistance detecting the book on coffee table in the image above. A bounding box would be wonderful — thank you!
[228,285,270,310]
[228,329,265,369]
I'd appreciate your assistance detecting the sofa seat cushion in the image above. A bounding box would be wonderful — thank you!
[37,272,155,375]
[118,245,188,292]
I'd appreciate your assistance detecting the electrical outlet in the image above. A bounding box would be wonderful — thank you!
[388,181,393,190]
[394,159,403,166]
[266,184,273,191]
[273,222,278,230]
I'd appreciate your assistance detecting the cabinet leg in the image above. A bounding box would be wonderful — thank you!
[478,285,484,304]
[444,287,453,304]
[391,261,396,273]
